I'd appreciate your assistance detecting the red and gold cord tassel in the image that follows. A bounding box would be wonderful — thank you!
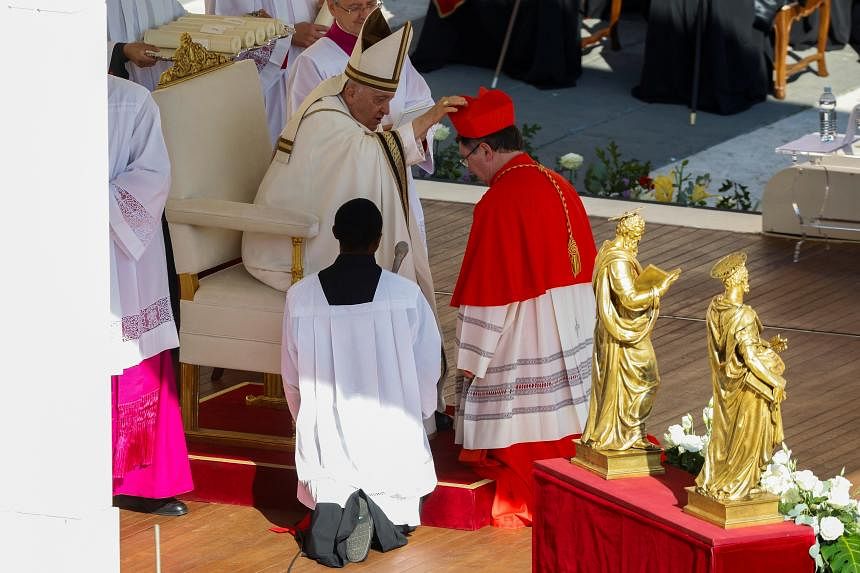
[569,237,581,277]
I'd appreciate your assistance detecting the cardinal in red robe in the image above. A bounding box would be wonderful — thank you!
[448,88,598,528]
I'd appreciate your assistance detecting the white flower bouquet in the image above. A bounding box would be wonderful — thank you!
[759,444,860,572]
[662,400,713,475]
[666,402,860,572]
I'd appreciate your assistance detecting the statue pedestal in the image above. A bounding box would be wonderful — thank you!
[683,487,783,529]
[571,439,665,479]
[533,460,815,573]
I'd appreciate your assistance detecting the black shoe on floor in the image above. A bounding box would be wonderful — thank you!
[345,497,374,563]
[435,411,454,432]
[114,495,189,516]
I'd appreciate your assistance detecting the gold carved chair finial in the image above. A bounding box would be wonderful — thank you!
[158,33,232,89]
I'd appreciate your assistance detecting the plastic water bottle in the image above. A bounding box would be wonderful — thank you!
[818,86,837,143]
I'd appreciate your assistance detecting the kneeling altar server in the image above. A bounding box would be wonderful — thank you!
[281,199,441,565]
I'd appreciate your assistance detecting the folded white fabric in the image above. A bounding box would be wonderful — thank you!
[144,28,242,54]
[161,22,256,48]
[178,14,277,39]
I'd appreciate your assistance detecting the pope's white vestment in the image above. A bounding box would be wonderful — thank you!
[108,75,178,374]
[286,29,435,241]
[282,271,440,525]
[208,0,319,144]
[242,94,436,309]
[107,0,185,91]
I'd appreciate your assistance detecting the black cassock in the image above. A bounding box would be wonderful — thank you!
[412,0,583,89]
[300,491,411,568]
[632,0,771,115]
[318,254,381,306]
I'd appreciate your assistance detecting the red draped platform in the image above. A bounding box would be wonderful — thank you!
[532,459,815,573]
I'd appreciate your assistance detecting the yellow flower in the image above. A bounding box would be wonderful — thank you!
[691,183,710,203]
[653,174,674,202]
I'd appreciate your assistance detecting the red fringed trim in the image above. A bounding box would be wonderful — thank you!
[113,387,159,479]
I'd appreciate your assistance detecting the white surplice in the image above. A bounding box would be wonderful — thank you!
[285,31,436,242]
[282,271,440,525]
[208,0,319,144]
[106,0,186,91]
[109,76,178,374]
[243,95,436,312]
[454,284,596,450]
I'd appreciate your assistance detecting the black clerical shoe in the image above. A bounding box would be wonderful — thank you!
[114,495,189,516]
[435,411,454,432]
[345,497,374,563]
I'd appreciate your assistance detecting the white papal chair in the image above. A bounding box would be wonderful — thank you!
[152,53,318,449]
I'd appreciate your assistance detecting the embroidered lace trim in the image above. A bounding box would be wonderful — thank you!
[122,297,173,341]
[112,184,156,245]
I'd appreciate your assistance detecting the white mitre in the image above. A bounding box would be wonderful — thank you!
[276,8,413,161]
[343,9,411,93]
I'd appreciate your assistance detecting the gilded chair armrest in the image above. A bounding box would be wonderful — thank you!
[165,198,319,237]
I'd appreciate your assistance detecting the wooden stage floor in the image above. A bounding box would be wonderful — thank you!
[122,199,860,572]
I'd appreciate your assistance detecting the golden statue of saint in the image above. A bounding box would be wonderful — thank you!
[696,251,787,500]
[581,211,680,451]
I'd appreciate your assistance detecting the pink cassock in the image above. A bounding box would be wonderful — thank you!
[112,350,193,499]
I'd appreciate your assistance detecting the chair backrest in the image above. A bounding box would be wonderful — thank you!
[153,59,272,274]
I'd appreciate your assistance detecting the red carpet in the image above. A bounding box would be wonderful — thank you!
[184,383,494,530]
[198,382,291,437]
[422,429,495,530]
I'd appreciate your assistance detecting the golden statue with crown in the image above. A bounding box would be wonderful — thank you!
[573,210,680,479]
[684,251,788,528]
